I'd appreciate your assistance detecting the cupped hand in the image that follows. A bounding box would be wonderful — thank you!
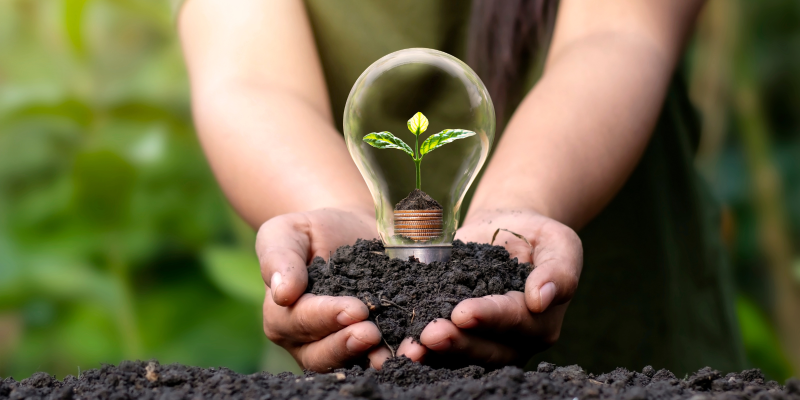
[256,207,388,371]
[407,209,584,368]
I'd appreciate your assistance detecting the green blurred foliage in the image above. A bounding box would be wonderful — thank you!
[687,0,800,382]
[736,297,793,380]
[0,0,797,382]
[0,0,298,379]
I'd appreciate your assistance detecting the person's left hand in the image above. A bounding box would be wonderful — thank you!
[387,209,583,368]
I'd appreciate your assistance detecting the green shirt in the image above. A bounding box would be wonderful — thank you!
[304,0,744,375]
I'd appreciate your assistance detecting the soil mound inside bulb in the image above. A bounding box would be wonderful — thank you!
[306,239,530,348]
[394,188,443,210]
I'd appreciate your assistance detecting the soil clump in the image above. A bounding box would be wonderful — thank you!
[307,239,530,348]
[394,189,442,210]
[4,358,797,399]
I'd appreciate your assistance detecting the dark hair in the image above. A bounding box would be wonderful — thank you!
[467,0,558,126]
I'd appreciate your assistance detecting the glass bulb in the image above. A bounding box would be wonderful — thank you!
[344,48,495,262]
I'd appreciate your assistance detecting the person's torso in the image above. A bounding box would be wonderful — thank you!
[303,0,744,375]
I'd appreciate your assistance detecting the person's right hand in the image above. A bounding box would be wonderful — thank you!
[256,207,383,372]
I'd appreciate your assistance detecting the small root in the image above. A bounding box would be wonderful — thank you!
[490,228,531,247]
[375,316,396,358]
[410,309,416,324]
[384,338,396,358]
[380,297,408,312]
[490,228,534,261]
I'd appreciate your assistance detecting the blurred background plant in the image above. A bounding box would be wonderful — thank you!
[0,0,797,382]
[0,0,299,379]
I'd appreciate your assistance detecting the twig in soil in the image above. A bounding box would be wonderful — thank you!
[384,338,396,358]
[375,316,396,357]
[491,228,534,260]
[410,308,416,324]
[490,228,532,248]
[380,297,408,312]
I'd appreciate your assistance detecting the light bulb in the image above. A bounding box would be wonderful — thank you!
[344,48,495,263]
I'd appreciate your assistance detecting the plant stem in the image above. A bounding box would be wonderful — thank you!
[414,134,421,190]
[415,159,421,190]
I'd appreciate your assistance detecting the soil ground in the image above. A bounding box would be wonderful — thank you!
[306,239,530,348]
[4,357,797,399]
[8,241,797,399]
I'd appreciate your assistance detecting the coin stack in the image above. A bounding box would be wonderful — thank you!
[393,209,443,242]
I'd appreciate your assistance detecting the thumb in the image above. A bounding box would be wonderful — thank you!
[525,220,582,313]
[256,213,312,306]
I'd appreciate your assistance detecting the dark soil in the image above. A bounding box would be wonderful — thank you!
[394,189,442,210]
[307,240,530,348]
[5,357,797,399]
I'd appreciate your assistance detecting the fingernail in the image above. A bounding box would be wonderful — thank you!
[539,282,556,310]
[337,311,358,325]
[346,336,372,352]
[271,272,283,297]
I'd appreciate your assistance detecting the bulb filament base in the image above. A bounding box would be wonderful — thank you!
[384,245,451,264]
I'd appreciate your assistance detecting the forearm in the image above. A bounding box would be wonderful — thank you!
[468,0,703,230]
[191,82,373,228]
[179,0,373,228]
[469,36,672,229]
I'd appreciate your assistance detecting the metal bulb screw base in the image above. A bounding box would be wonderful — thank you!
[384,246,452,264]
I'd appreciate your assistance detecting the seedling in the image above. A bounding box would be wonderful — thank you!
[363,112,475,190]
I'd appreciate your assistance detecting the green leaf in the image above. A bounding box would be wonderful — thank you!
[363,131,414,157]
[407,112,429,136]
[419,129,476,156]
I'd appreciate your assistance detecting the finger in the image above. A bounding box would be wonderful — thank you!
[396,337,427,362]
[450,292,538,335]
[419,319,518,366]
[264,292,369,344]
[295,321,382,372]
[368,338,428,370]
[256,213,312,305]
[367,347,392,370]
[526,219,583,312]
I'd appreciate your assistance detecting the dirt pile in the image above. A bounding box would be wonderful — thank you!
[306,239,531,347]
[3,358,797,399]
[394,189,442,210]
